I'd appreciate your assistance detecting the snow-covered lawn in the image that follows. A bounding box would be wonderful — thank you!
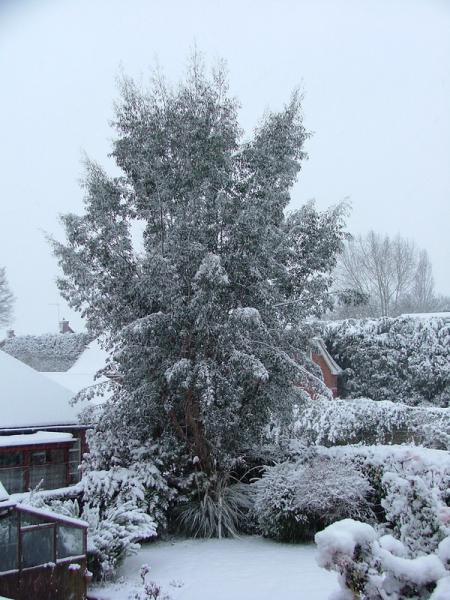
[91,536,338,600]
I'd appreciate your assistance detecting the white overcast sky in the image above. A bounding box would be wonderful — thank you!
[0,0,449,335]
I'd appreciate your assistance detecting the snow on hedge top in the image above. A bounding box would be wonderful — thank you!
[1,332,91,372]
[0,350,82,428]
[323,313,450,406]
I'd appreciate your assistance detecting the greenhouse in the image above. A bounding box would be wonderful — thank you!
[0,489,88,600]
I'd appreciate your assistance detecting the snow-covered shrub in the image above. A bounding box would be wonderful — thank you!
[295,397,450,449]
[323,314,450,406]
[81,461,170,579]
[23,463,165,580]
[316,519,450,600]
[2,332,91,371]
[254,455,374,542]
[323,445,450,555]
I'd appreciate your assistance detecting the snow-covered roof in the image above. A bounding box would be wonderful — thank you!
[0,350,83,429]
[312,337,343,375]
[0,431,73,448]
[43,338,109,395]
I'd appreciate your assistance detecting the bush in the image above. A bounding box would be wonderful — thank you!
[176,473,254,538]
[294,397,450,449]
[253,455,374,542]
[315,445,450,599]
[316,519,450,600]
[324,444,450,553]
[323,314,450,406]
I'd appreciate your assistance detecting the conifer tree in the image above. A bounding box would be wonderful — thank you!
[53,56,347,526]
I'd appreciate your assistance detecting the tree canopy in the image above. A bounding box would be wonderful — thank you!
[53,57,347,483]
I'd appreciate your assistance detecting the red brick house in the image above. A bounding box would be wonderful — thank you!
[311,337,342,397]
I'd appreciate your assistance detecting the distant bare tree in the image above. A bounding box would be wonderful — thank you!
[332,232,447,318]
[0,266,14,327]
[336,231,416,317]
[411,249,435,312]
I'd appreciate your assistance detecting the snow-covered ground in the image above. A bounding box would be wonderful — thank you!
[91,536,338,600]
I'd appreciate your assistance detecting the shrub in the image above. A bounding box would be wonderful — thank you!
[323,314,450,406]
[294,397,450,449]
[324,444,450,554]
[254,455,374,542]
[176,473,254,538]
[316,519,450,600]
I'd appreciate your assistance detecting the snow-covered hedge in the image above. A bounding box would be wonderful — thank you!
[253,454,374,542]
[323,314,450,406]
[316,520,450,600]
[295,397,450,449]
[315,445,450,599]
[1,332,91,371]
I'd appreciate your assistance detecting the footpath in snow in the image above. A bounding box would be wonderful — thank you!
[91,536,338,600]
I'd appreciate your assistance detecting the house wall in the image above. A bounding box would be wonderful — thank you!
[311,353,339,397]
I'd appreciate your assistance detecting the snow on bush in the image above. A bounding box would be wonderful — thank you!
[323,445,450,555]
[323,314,450,406]
[314,444,450,598]
[253,454,374,542]
[25,454,171,580]
[316,520,450,599]
[2,332,91,371]
[80,458,174,579]
[295,397,450,449]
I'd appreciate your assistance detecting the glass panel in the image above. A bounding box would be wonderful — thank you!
[30,463,66,490]
[22,526,54,568]
[31,450,47,465]
[0,512,18,572]
[50,449,64,463]
[0,467,25,493]
[57,525,84,559]
[20,512,53,527]
[0,452,23,467]
[68,438,81,484]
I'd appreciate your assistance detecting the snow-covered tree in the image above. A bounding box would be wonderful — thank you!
[52,56,347,533]
[0,266,14,327]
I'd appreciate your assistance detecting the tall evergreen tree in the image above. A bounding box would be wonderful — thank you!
[53,57,347,523]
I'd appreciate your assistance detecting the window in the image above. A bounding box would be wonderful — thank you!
[22,526,54,569]
[0,452,25,494]
[30,448,66,490]
[68,438,81,484]
[57,525,84,559]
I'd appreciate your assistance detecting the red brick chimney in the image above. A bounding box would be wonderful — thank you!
[59,319,74,334]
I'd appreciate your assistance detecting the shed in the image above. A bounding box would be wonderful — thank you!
[0,488,88,600]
